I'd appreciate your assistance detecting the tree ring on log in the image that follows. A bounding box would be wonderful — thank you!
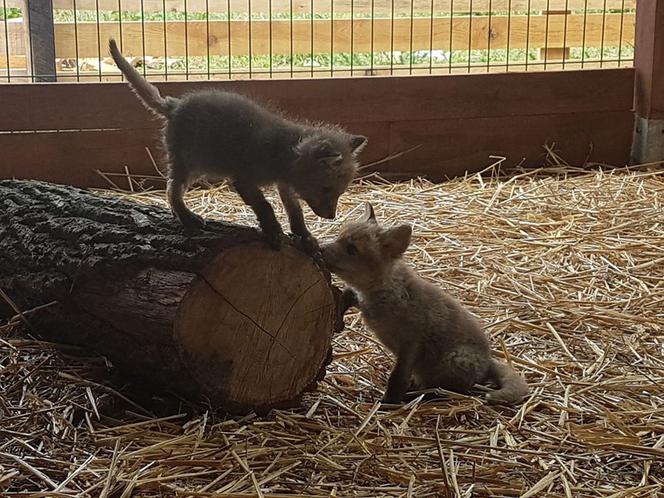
[174,243,335,413]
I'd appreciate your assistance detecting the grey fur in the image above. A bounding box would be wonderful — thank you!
[109,38,367,248]
[322,202,529,405]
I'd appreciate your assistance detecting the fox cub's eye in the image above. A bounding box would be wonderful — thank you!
[346,244,358,256]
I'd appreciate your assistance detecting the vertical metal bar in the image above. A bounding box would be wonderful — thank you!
[487,0,492,72]
[468,0,474,73]
[562,0,569,70]
[448,0,454,74]
[581,0,588,68]
[309,0,313,77]
[428,0,434,75]
[74,0,81,81]
[24,0,57,81]
[506,0,511,71]
[350,0,354,76]
[370,0,375,73]
[227,0,232,78]
[390,0,395,75]
[409,0,414,75]
[525,0,531,71]
[162,0,168,80]
[2,0,10,81]
[617,0,625,67]
[467,0,473,73]
[248,0,252,78]
[330,0,333,77]
[269,0,273,78]
[206,0,210,78]
[184,0,189,79]
[543,0,550,70]
[289,0,293,77]
[600,0,607,68]
[140,0,146,77]
[95,0,101,81]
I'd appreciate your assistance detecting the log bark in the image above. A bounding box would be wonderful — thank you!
[0,180,339,414]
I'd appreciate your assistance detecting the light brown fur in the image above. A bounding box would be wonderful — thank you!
[322,202,529,405]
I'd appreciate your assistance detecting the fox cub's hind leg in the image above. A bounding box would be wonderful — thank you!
[167,174,205,231]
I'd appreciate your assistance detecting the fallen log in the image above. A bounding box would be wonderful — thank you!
[0,180,339,414]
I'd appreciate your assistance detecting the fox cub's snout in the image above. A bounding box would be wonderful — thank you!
[321,203,412,286]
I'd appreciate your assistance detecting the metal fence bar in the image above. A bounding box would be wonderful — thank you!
[1,0,9,81]
[0,0,636,83]
[162,0,167,80]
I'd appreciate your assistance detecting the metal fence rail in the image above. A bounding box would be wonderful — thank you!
[1,0,636,82]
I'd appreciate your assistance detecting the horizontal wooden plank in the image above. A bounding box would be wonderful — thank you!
[0,55,27,69]
[48,57,632,81]
[0,68,635,131]
[0,129,161,187]
[4,0,636,14]
[0,121,389,187]
[385,110,634,179]
[0,110,633,186]
[40,13,634,59]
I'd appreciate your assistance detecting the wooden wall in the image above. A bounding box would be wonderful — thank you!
[0,67,635,187]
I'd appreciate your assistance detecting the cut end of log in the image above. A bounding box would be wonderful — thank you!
[174,243,335,413]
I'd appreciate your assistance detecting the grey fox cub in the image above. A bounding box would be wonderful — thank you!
[109,39,366,249]
[321,203,529,405]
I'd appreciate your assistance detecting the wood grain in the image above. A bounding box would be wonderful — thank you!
[0,123,389,188]
[4,0,636,15]
[633,1,664,120]
[0,180,337,413]
[0,110,634,186]
[41,13,634,59]
[385,110,634,179]
[0,68,635,131]
[175,244,334,411]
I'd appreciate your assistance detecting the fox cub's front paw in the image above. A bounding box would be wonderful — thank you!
[176,210,206,232]
[263,228,287,250]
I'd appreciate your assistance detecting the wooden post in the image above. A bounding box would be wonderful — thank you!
[22,0,56,81]
[631,0,664,164]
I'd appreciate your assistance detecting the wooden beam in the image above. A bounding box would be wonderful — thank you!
[1,12,637,58]
[387,110,633,178]
[630,0,664,164]
[23,0,57,81]
[0,110,634,186]
[0,67,634,185]
[0,68,635,131]
[5,0,636,15]
[633,1,664,120]
[0,123,389,187]
[46,13,634,59]
[0,55,27,69]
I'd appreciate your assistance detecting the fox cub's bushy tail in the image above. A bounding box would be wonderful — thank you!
[109,38,177,116]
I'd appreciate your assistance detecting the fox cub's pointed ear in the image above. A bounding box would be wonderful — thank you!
[358,202,377,224]
[349,135,368,154]
[380,224,412,258]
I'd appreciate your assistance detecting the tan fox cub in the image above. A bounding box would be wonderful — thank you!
[109,39,366,250]
[321,203,529,405]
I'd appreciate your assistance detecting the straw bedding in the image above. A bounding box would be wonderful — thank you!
[1,166,662,497]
